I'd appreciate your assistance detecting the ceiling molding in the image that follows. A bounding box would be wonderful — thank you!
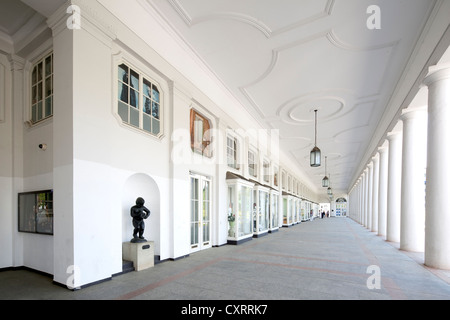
[169,0,336,39]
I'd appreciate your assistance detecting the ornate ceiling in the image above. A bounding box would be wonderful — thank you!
[144,0,437,198]
[2,0,445,201]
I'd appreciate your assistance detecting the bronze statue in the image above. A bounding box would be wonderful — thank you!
[130,197,151,243]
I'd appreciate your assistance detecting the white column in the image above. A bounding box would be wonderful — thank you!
[400,107,427,252]
[363,169,368,227]
[377,144,388,238]
[424,66,450,269]
[358,178,362,224]
[371,154,380,233]
[359,175,363,225]
[386,130,402,243]
[367,162,373,230]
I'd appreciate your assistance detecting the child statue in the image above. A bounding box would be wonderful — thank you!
[130,197,151,243]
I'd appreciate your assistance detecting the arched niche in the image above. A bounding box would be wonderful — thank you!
[122,173,160,255]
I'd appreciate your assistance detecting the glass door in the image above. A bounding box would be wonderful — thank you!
[190,174,212,252]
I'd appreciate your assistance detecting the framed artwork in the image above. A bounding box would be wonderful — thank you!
[18,190,53,235]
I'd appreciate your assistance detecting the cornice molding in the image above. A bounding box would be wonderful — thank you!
[47,0,116,45]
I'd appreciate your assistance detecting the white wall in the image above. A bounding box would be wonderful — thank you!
[1,0,323,288]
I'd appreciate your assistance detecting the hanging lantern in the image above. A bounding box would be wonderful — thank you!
[322,156,329,187]
[310,110,321,167]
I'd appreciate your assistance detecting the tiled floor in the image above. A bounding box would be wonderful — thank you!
[1,217,450,300]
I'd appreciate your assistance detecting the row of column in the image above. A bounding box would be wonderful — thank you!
[348,65,450,270]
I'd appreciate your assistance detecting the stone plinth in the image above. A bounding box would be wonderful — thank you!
[122,241,154,271]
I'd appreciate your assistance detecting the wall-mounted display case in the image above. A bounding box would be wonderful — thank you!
[269,190,279,232]
[282,194,295,227]
[293,198,300,224]
[18,190,53,235]
[253,185,270,237]
[227,178,254,245]
[301,200,311,221]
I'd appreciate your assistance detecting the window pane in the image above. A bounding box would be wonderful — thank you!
[203,181,210,201]
[130,69,139,90]
[130,89,138,108]
[130,107,139,127]
[118,101,128,122]
[152,86,160,103]
[118,64,128,84]
[45,77,52,98]
[37,62,43,82]
[152,102,159,119]
[45,97,52,118]
[152,119,160,135]
[32,67,37,85]
[193,178,199,200]
[143,79,151,98]
[194,202,199,221]
[203,201,208,220]
[45,55,52,77]
[143,114,151,132]
[203,223,210,243]
[19,193,36,233]
[32,85,37,105]
[36,192,53,234]
[190,223,196,245]
[37,84,42,102]
[31,105,37,123]
[118,81,128,103]
[144,97,151,115]
[37,102,43,121]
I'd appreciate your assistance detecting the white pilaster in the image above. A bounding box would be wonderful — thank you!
[424,65,450,269]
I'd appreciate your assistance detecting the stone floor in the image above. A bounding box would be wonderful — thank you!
[1,217,450,301]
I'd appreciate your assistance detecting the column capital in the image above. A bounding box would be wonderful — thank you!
[378,145,388,154]
[424,64,450,86]
[387,130,402,142]
[400,106,427,122]
[372,153,380,163]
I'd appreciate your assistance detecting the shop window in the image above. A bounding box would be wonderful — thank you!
[31,53,53,124]
[190,109,212,157]
[118,63,162,137]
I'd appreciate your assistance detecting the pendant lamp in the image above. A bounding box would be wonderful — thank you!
[322,156,329,187]
[310,110,321,167]
[327,173,332,195]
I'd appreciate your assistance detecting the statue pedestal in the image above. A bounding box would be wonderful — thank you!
[122,241,154,271]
